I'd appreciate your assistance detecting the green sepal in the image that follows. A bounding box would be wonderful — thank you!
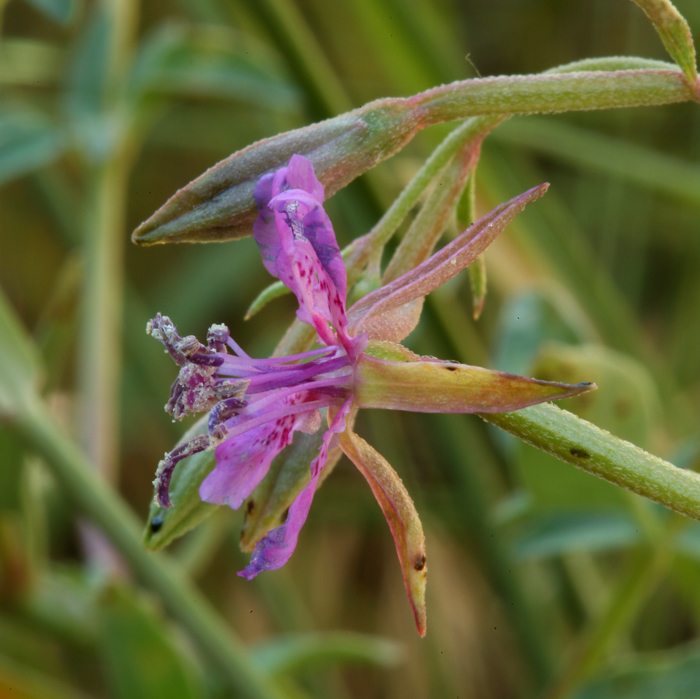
[353,352,595,413]
[240,431,326,552]
[245,280,289,320]
[339,429,427,636]
[143,416,218,551]
[363,339,420,363]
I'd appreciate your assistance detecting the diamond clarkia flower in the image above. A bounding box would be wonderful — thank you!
[148,155,594,636]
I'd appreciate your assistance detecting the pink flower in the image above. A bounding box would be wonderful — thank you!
[149,155,593,635]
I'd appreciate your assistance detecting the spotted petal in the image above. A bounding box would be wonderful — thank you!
[253,155,360,355]
[200,394,321,510]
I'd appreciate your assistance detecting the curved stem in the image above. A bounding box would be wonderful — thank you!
[14,400,285,699]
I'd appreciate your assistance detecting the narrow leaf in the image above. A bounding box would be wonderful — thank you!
[24,0,77,24]
[339,430,427,637]
[99,585,203,699]
[252,632,402,676]
[484,403,700,523]
[129,24,299,111]
[512,512,641,560]
[0,110,67,186]
[245,280,291,320]
[0,287,42,419]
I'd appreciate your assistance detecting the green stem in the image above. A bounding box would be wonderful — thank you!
[14,400,284,699]
[381,120,493,282]
[482,403,700,521]
[412,69,696,125]
[77,0,139,483]
[78,151,132,482]
[368,116,504,256]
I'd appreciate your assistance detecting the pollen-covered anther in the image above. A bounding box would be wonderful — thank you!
[207,323,230,352]
[166,363,219,419]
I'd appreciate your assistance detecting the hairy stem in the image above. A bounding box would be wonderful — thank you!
[482,403,700,520]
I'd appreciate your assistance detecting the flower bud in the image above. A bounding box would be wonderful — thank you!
[132,99,418,245]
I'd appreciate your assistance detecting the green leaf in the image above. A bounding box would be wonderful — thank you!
[0,653,93,699]
[252,632,403,676]
[631,0,698,88]
[143,416,218,551]
[99,584,203,699]
[34,253,83,393]
[0,429,24,511]
[245,280,290,320]
[23,0,78,25]
[0,40,64,87]
[494,291,597,378]
[63,6,113,158]
[508,344,661,516]
[512,512,641,560]
[0,110,67,187]
[574,642,700,699]
[0,287,42,419]
[129,23,300,111]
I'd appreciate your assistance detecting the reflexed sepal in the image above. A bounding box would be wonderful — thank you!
[353,353,596,413]
[143,416,219,551]
[347,184,548,335]
[339,430,427,637]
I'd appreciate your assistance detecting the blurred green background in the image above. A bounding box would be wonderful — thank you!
[2,0,700,697]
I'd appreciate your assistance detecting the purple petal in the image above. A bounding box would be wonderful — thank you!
[200,395,322,510]
[286,154,324,202]
[237,398,353,579]
[253,157,363,356]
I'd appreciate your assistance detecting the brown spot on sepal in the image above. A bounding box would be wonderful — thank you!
[414,554,426,571]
